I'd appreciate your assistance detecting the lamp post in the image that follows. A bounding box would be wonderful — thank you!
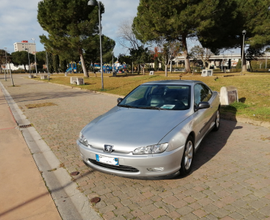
[230,50,234,71]
[25,48,31,73]
[88,0,104,90]
[241,30,246,75]
[4,47,14,86]
[32,38,38,75]
[46,51,49,74]
[265,7,270,70]
[4,47,7,81]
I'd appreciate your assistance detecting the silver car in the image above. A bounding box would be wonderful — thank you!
[77,80,220,178]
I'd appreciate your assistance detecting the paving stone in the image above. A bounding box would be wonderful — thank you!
[141,204,159,214]
[3,75,270,220]
[193,209,207,218]
[149,208,168,218]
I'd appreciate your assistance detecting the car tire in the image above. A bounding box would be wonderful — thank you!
[212,109,220,132]
[180,136,194,176]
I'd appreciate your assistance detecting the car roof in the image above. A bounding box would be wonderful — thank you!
[142,80,203,86]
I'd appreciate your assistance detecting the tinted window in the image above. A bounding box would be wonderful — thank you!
[194,84,212,106]
[119,84,191,110]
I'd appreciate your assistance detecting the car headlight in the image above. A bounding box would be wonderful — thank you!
[78,132,90,147]
[133,143,169,155]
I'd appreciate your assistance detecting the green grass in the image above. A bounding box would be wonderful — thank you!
[35,71,270,123]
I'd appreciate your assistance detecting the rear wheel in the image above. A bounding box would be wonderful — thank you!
[180,136,194,176]
[212,109,220,131]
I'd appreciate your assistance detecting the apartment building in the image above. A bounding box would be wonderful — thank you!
[14,40,36,54]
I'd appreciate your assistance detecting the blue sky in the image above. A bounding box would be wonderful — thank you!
[0,0,140,56]
[0,0,240,57]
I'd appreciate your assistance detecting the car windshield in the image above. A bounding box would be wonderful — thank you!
[118,84,191,110]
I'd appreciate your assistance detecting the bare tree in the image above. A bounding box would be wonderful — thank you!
[117,19,141,50]
[117,20,151,74]
[156,40,182,76]
[190,46,213,69]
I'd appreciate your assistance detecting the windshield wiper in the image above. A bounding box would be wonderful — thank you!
[139,106,162,110]
[118,104,139,109]
[118,104,131,108]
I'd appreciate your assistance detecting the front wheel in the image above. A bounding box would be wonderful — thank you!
[180,136,194,176]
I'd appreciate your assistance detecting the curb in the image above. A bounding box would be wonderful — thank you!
[0,81,102,220]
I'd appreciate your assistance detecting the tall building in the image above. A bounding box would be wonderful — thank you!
[14,40,36,54]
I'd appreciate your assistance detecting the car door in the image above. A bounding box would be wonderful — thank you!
[193,83,214,147]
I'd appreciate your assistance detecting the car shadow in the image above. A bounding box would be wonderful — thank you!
[172,104,241,180]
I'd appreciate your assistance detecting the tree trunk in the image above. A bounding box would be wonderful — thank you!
[182,35,191,73]
[242,56,247,72]
[80,50,89,77]
[164,64,168,77]
[202,61,206,69]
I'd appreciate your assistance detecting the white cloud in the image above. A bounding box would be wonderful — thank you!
[0,0,139,56]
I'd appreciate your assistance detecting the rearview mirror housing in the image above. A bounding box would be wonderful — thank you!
[195,102,210,111]
[117,98,123,104]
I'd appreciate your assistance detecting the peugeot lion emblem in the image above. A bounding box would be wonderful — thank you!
[104,145,113,153]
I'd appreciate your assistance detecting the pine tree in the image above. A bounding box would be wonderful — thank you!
[37,0,106,77]
[133,0,237,73]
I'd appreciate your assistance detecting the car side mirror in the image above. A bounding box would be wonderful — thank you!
[117,98,123,104]
[195,102,210,111]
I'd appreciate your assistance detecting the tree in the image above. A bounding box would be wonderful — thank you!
[190,46,213,69]
[36,51,46,71]
[0,49,10,73]
[133,0,238,73]
[47,52,54,73]
[118,54,132,65]
[197,1,240,54]
[117,19,150,74]
[152,47,159,71]
[37,0,112,77]
[155,40,181,76]
[245,46,263,71]
[118,19,142,50]
[53,54,60,73]
[59,57,68,73]
[237,0,270,72]
[11,51,34,72]
[97,36,115,64]
[198,0,270,73]
[82,35,115,71]
[130,46,151,74]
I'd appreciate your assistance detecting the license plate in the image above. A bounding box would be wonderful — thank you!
[96,154,119,166]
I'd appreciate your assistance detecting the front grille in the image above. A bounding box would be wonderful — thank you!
[89,159,139,173]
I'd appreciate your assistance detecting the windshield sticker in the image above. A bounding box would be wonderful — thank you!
[161,105,175,109]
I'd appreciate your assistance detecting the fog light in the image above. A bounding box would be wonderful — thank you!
[147,167,164,172]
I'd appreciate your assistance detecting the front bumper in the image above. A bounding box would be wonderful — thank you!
[76,140,185,178]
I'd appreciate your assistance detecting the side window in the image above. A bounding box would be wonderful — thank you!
[194,84,212,106]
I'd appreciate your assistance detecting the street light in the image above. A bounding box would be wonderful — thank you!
[4,47,7,81]
[88,0,104,90]
[25,48,31,74]
[264,8,270,70]
[241,30,246,75]
[32,38,38,75]
[4,47,14,86]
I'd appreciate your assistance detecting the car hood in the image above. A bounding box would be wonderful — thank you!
[82,106,191,150]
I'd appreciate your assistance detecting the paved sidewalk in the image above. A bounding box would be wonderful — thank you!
[0,80,62,220]
[1,74,270,220]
